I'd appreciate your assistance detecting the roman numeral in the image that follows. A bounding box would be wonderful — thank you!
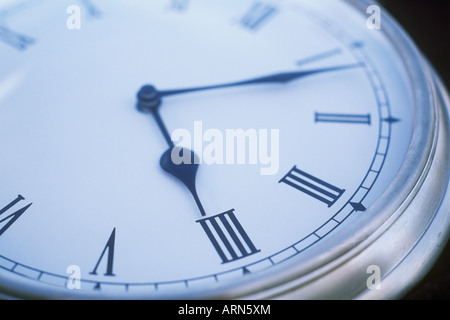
[0,25,34,50]
[197,209,260,263]
[240,1,278,30]
[279,166,345,207]
[90,228,116,276]
[170,0,189,11]
[315,112,371,125]
[80,0,101,17]
[0,195,32,236]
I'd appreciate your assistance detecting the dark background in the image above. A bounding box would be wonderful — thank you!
[377,0,449,299]
[379,0,449,88]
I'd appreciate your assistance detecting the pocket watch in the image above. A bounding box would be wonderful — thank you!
[0,0,449,300]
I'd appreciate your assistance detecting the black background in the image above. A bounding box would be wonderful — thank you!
[379,0,449,88]
[377,0,449,299]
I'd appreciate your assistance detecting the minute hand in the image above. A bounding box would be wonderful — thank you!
[158,64,360,97]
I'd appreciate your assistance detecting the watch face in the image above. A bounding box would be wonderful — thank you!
[0,0,448,299]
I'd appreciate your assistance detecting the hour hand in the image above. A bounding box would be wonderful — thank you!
[136,86,206,217]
